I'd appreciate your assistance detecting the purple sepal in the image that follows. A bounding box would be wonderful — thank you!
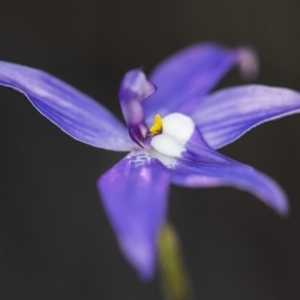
[143,43,258,123]
[173,125,289,215]
[98,151,169,280]
[193,85,300,149]
[170,152,288,216]
[0,61,133,151]
[119,69,156,146]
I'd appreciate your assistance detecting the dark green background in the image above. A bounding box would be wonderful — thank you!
[0,0,300,299]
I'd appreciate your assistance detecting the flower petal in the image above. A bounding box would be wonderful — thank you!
[97,151,170,279]
[143,43,257,122]
[119,69,156,146]
[193,85,300,149]
[151,122,288,215]
[167,152,288,216]
[0,61,133,151]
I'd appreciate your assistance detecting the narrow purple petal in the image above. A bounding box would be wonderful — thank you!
[0,61,133,151]
[168,152,288,216]
[142,43,257,122]
[193,85,300,149]
[97,151,169,279]
[154,119,288,215]
[119,69,156,146]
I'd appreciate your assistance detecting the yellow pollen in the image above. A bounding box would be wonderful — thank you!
[150,114,163,135]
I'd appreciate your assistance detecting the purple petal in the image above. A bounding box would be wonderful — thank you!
[119,69,156,146]
[142,43,257,122]
[0,61,133,151]
[169,123,288,215]
[168,152,288,216]
[97,151,169,279]
[193,85,300,149]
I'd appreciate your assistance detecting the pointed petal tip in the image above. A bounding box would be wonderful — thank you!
[136,258,156,282]
[252,172,290,218]
[280,207,290,218]
[274,196,290,218]
[119,235,156,281]
[139,270,155,282]
[237,46,259,81]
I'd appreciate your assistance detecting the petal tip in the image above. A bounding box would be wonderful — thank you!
[275,198,290,218]
[263,184,290,218]
[237,46,259,81]
[119,236,156,281]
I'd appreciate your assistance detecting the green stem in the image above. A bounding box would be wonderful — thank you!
[158,222,194,300]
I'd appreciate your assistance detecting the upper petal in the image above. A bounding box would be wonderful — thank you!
[0,61,133,151]
[193,85,300,149]
[97,151,170,280]
[142,43,258,123]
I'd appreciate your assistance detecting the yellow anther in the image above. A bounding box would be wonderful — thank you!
[150,114,163,135]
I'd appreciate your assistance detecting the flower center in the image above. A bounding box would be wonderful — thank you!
[150,113,195,157]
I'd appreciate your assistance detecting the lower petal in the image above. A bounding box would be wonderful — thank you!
[97,151,170,279]
[168,155,288,216]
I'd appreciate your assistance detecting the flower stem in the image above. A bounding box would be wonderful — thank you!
[158,222,194,300]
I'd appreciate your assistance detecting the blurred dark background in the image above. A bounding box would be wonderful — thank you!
[0,0,300,299]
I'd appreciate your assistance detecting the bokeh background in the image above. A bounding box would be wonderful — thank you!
[1,0,300,299]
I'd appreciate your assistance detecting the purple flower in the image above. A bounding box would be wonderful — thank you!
[0,43,299,280]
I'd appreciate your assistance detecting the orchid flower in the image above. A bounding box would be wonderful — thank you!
[1,43,300,280]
